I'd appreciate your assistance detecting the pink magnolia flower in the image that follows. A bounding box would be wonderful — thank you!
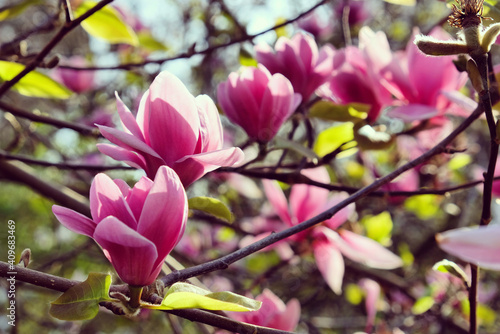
[54,56,95,93]
[228,289,300,331]
[52,166,188,286]
[254,32,334,101]
[263,167,402,294]
[382,27,468,122]
[359,278,381,333]
[217,65,301,143]
[436,224,500,270]
[97,71,245,186]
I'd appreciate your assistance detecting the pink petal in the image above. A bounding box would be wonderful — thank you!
[115,92,145,140]
[97,125,163,159]
[96,143,147,170]
[173,147,245,187]
[289,167,330,223]
[195,95,224,152]
[126,176,154,222]
[313,234,345,294]
[90,173,137,229]
[93,216,159,286]
[52,205,96,237]
[436,225,500,270]
[146,72,200,165]
[262,179,292,225]
[359,278,381,333]
[137,166,188,268]
[386,104,440,122]
[337,230,403,269]
[321,193,354,230]
[273,298,301,331]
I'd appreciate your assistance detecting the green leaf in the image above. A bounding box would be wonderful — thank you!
[75,1,139,46]
[411,296,434,315]
[0,0,42,21]
[361,211,393,246]
[309,100,368,122]
[314,122,357,158]
[345,283,363,305]
[478,304,497,326]
[384,0,416,6]
[404,194,441,220]
[49,273,113,321]
[0,61,72,98]
[432,259,470,287]
[448,154,471,171]
[353,122,395,150]
[143,282,261,312]
[239,48,258,67]
[137,31,169,52]
[398,242,414,266]
[274,136,319,162]
[188,196,233,223]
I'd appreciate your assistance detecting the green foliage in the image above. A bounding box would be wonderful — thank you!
[239,47,258,67]
[314,122,357,157]
[0,61,71,98]
[50,273,113,321]
[188,196,234,223]
[353,122,395,151]
[0,0,42,21]
[448,154,471,171]
[274,136,319,162]
[361,211,393,246]
[432,259,470,287]
[75,1,139,46]
[412,295,434,315]
[345,283,363,305]
[143,282,262,312]
[309,100,368,122]
[404,194,442,220]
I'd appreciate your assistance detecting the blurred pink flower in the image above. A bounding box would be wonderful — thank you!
[52,166,188,286]
[334,0,371,27]
[228,289,300,331]
[97,71,245,186]
[436,224,500,270]
[263,167,402,294]
[54,56,95,93]
[296,10,334,39]
[359,278,381,333]
[384,27,468,122]
[255,32,334,101]
[217,65,301,143]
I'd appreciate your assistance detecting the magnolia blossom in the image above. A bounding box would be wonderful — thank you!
[379,27,468,122]
[52,166,188,286]
[217,65,301,143]
[228,289,300,331]
[97,71,244,186]
[54,56,95,93]
[255,32,334,101]
[263,167,402,294]
[436,224,500,270]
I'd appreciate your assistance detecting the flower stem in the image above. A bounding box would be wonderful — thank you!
[128,285,144,310]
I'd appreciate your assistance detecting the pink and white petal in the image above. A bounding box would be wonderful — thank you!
[174,147,245,187]
[137,166,188,267]
[52,205,96,237]
[337,230,403,269]
[126,176,154,221]
[321,194,354,230]
[96,143,147,170]
[97,125,162,159]
[313,238,345,294]
[90,173,137,229]
[113,179,131,198]
[289,168,330,223]
[195,94,224,152]
[276,298,301,331]
[262,179,292,225]
[386,104,440,122]
[93,216,159,286]
[146,72,200,164]
[359,278,381,333]
[436,225,500,270]
[115,92,144,140]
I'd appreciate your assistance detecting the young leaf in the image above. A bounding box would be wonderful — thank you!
[361,211,393,246]
[274,136,319,162]
[0,0,42,21]
[188,196,233,223]
[314,122,357,158]
[353,122,395,150]
[74,1,139,46]
[432,259,470,287]
[0,61,72,98]
[143,282,261,312]
[309,100,368,122]
[49,273,113,321]
[411,296,434,315]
